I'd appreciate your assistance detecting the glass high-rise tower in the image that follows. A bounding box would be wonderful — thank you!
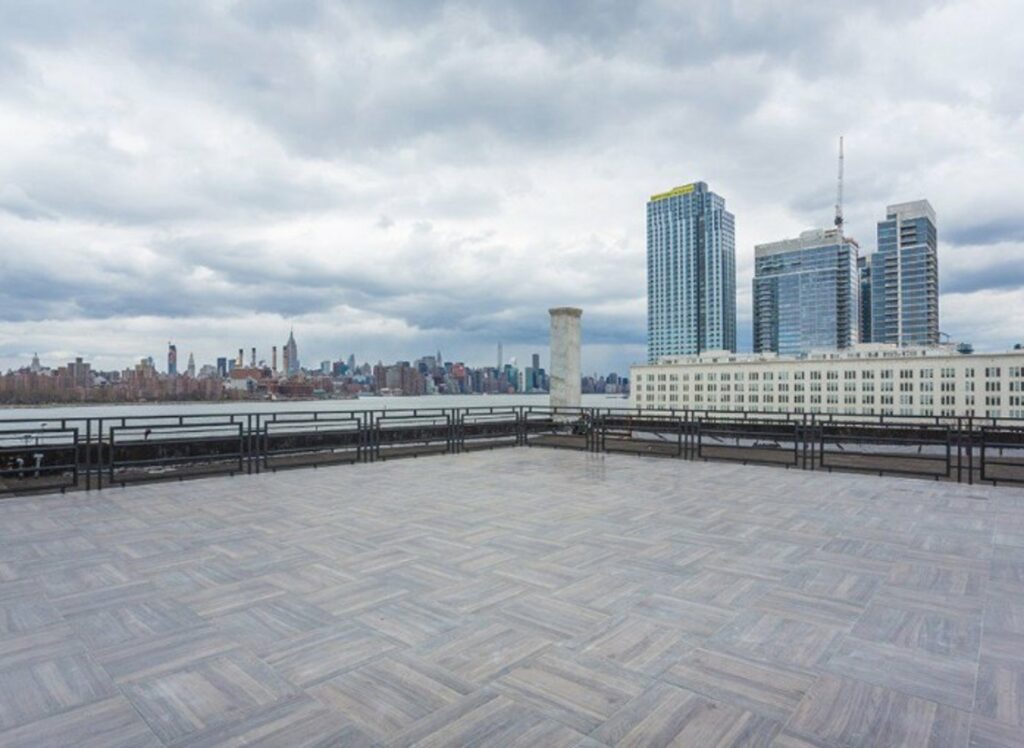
[646,182,736,361]
[869,200,938,347]
[752,228,860,355]
[858,255,872,344]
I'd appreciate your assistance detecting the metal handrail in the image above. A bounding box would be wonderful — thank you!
[0,404,1022,494]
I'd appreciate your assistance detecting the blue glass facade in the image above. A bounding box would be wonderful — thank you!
[752,230,859,355]
[869,201,938,346]
[647,182,736,361]
[858,255,872,344]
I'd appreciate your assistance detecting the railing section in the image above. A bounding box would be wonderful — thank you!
[1,406,1023,494]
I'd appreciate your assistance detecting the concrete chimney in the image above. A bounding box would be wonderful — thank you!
[549,307,582,409]
[251,347,256,367]
[237,348,244,367]
[272,346,278,373]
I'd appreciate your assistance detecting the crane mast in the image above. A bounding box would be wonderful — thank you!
[834,135,844,234]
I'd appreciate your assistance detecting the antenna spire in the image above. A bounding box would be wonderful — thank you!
[834,135,844,233]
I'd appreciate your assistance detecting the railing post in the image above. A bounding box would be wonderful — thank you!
[956,417,963,483]
[84,418,92,491]
[980,427,987,485]
[968,416,974,485]
[259,414,267,473]
[945,427,952,481]
[246,414,253,475]
[97,418,104,490]
[357,412,365,462]
[374,411,382,462]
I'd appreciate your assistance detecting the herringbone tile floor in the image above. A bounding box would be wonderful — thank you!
[0,449,1022,746]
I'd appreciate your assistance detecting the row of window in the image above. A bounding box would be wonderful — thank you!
[643,366,1024,383]
[634,393,1016,420]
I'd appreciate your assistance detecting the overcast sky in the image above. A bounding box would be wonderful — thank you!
[1,0,1022,375]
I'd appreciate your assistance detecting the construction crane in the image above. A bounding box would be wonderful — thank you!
[834,135,844,234]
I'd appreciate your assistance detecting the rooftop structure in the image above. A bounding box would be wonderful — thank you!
[0,449,1019,745]
[549,307,582,408]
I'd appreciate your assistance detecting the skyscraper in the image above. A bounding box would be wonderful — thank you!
[752,228,859,355]
[167,342,177,376]
[186,353,195,378]
[647,182,736,361]
[869,200,938,347]
[283,329,299,375]
[858,255,872,343]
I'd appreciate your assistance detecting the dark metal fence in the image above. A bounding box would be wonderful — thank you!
[256,411,363,471]
[1,405,1023,495]
[979,426,1024,485]
[0,423,79,492]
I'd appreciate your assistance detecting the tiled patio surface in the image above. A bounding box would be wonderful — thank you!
[1,449,1023,747]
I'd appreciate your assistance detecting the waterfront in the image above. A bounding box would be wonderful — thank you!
[0,393,621,422]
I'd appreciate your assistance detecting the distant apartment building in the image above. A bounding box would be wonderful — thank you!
[631,345,1024,419]
[167,343,177,377]
[868,200,938,346]
[647,182,736,361]
[752,228,859,355]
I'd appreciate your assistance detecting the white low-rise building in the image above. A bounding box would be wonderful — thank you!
[630,344,1024,419]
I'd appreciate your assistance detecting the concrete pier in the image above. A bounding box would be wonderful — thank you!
[549,307,582,408]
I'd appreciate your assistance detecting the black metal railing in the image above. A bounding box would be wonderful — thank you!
[256,411,363,471]
[0,405,1022,495]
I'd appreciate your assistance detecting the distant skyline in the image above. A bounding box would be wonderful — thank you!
[1,1,1022,374]
[15,341,578,377]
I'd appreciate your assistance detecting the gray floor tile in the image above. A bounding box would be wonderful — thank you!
[0,448,1019,745]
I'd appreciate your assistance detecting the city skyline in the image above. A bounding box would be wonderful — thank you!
[4,340,585,378]
[0,337,632,404]
[5,336,631,384]
[1,2,1023,374]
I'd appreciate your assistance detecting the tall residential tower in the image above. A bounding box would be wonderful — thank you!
[646,182,736,361]
[752,228,860,355]
[869,200,938,346]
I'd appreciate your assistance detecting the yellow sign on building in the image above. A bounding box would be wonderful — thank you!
[649,183,695,202]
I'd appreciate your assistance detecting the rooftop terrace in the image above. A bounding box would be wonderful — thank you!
[1,449,1022,747]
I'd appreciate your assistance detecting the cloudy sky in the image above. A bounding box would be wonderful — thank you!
[1,0,1022,375]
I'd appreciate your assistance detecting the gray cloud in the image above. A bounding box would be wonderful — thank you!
[0,0,1021,373]
[946,220,1024,247]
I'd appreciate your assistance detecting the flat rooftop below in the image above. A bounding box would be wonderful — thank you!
[1,449,1022,747]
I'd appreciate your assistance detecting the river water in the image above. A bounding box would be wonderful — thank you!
[0,393,625,422]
